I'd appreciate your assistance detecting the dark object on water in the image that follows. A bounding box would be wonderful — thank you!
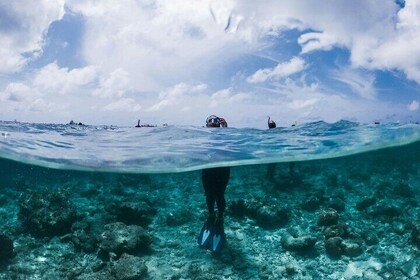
[135,120,156,128]
[268,117,276,129]
[0,234,14,262]
[205,115,228,128]
[69,120,84,126]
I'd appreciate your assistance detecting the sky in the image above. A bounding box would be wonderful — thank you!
[0,0,419,128]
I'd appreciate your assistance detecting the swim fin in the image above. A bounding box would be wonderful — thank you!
[210,217,225,252]
[198,216,215,249]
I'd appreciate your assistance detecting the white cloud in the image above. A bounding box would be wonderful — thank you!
[0,63,97,120]
[210,88,249,108]
[0,0,65,73]
[0,82,56,114]
[67,0,249,91]
[298,32,341,54]
[2,0,419,126]
[287,98,319,110]
[331,68,377,100]
[92,68,130,98]
[1,83,33,102]
[102,98,141,112]
[247,57,306,83]
[34,62,97,95]
[147,83,207,112]
[408,100,419,111]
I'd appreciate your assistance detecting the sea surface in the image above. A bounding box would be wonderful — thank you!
[0,120,419,279]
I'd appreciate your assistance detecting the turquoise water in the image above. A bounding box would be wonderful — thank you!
[1,120,419,172]
[0,121,419,279]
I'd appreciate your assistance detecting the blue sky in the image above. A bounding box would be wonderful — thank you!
[0,0,419,128]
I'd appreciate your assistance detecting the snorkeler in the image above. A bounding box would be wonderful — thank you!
[267,117,277,180]
[267,116,296,181]
[197,115,230,252]
[268,116,276,129]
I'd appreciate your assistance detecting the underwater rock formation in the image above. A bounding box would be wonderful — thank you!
[324,236,363,258]
[109,201,157,227]
[253,205,289,229]
[70,220,99,253]
[228,198,289,229]
[18,190,78,237]
[0,234,14,262]
[111,253,148,280]
[323,223,348,239]
[281,233,316,252]
[301,192,326,212]
[327,197,345,212]
[341,239,363,257]
[412,223,420,248]
[325,237,344,257]
[356,196,376,211]
[165,210,191,227]
[98,222,152,259]
[318,208,339,226]
[369,202,402,218]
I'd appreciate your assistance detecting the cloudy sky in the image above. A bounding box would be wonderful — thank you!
[0,0,419,128]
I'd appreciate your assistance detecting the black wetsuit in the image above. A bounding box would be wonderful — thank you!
[202,167,230,218]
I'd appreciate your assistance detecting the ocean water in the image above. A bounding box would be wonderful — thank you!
[0,120,419,279]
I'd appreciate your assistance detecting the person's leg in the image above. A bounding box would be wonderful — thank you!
[202,167,230,218]
[200,167,230,251]
[214,167,230,219]
[267,163,276,182]
[205,191,216,218]
[198,169,216,248]
[202,169,216,218]
[289,162,296,175]
[215,193,226,219]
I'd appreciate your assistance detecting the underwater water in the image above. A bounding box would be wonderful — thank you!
[0,121,419,279]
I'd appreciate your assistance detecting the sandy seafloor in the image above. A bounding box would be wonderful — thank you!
[0,142,419,280]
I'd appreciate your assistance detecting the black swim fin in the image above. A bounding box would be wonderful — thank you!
[210,217,225,252]
[198,216,215,249]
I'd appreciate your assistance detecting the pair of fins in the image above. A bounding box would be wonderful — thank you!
[197,216,224,252]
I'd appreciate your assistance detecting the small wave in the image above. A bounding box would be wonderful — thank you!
[0,121,419,173]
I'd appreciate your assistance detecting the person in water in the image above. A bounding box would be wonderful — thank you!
[267,116,296,181]
[267,117,277,180]
[268,116,276,129]
[197,115,230,252]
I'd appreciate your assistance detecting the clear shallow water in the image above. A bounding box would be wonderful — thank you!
[0,120,419,173]
[0,121,419,279]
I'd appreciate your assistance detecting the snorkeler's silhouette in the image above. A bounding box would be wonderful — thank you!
[197,115,230,252]
[267,116,299,189]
